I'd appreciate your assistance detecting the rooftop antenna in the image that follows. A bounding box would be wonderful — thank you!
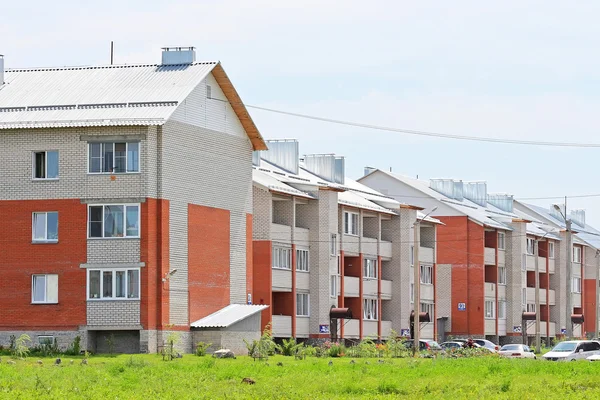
[110,41,114,65]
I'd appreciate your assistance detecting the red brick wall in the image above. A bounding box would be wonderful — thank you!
[140,198,170,330]
[437,216,484,336]
[0,199,86,330]
[584,279,596,336]
[253,240,272,332]
[188,204,230,324]
[246,214,253,302]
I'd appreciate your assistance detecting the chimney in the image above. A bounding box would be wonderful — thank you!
[161,47,196,65]
[364,166,376,176]
[304,154,345,184]
[262,139,299,174]
[463,181,487,207]
[430,179,463,201]
[0,55,4,85]
[571,209,586,227]
[487,193,514,213]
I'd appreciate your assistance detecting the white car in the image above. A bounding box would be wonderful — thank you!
[498,344,536,359]
[543,340,600,361]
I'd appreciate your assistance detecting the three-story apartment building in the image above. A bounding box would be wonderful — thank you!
[0,48,267,353]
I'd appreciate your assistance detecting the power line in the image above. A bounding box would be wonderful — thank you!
[245,104,600,148]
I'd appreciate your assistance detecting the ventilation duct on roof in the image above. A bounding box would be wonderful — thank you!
[463,181,487,207]
[571,209,586,227]
[0,55,4,85]
[262,139,299,174]
[364,166,376,176]
[304,154,345,184]
[161,47,196,65]
[550,204,566,222]
[487,193,514,212]
[430,179,463,201]
[252,151,261,167]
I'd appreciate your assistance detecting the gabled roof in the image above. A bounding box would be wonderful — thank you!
[190,304,268,328]
[0,61,267,150]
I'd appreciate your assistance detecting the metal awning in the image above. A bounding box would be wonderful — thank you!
[190,304,268,329]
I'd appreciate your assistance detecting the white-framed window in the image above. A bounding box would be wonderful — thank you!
[526,238,535,255]
[363,298,378,320]
[522,288,527,306]
[498,300,506,319]
[344,211,359,235]
[337,255,341,275]
[410,245,414,266]
[330,275,337,298]
[485,300,495,319]
[364,258,378,279]
[88,142,140,173]
[410,283,414,303]
[33,151,59,180]
[38,336,55,345]
[572,277,582,293]
[330,233,337,256]
[420,302,434,318]
[32,212,58,242]
[573,247,582,263]
[88,204,140,238]
[206,84,212,99]
[32,274,58,304]
[420,264,433,284]
[498,232,505,250]
[526,303,536,313]
[272,246,291,269]
[296,249,309,272]
[87,268,140,300]
[296,293,309,316]
[498,266,507,285]
[548,242,555,259]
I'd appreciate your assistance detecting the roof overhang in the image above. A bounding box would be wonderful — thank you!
[190,304,269,329]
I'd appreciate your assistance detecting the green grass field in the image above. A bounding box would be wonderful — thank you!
[1,354,600,399]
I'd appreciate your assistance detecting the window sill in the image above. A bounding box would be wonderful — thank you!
[272,267,292,271]
[363,319,378,322]
[363,277,377,281]
[87,172,141,175]
[296,315,310,318]
[32,240,58,244]
[32,178,59,182]
[498,283,507,286]
[87,236,140,240]
[87,298,140,301]
[31,302,58,305]
[296,270,310,273]
[419,282,433,286]
[484,317,496,320]
[343,233,359,237]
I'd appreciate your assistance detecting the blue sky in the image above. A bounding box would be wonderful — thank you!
[3,0,599,227]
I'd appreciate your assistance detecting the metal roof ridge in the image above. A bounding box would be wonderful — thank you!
[6,60,219,73]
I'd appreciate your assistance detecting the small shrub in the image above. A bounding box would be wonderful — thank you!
[12,334,31,359]
[248,324,276,360]
[162,332,180,361]
[327,343,345,358]
[105,334,115,355]
[65,336,81,356]
[195,342,211,357]
[276,338,303,357]
[244,339,258,357]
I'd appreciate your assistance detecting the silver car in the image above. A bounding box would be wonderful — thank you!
[543,340,600,361]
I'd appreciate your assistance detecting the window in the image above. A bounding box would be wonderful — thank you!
[32,274,58,304]
[206,85,212,99]
[548,242,555,258]
[330,234,337,256]
[296,249,309,272]
[572,277,582,293]
[38,336,54,345]
[522,288,527,306]
[337,255,341,275]
[584,341,600,352]
[410,245,414,266]
[364,258,377,279]
[498,232,505,250]
[33,151,59,179]
[420,302,434,318]
[88,204,140,238]
[521,254,526,271]
[498,300,506,319]
[32,212,58,242]
[296,293,309,316]
[344,211,359,235]
[420,265,433,284]
[573,247,582,263]
[485,300,495,319]
[88,268,140,300]
[330,275,337,298]
[364,298,378,320]
[498,266,507,285]
[410,283,414,303]
[526,303,536,313]
[272,247,291,269]
[526,238,535,255]
[88,142,139,173]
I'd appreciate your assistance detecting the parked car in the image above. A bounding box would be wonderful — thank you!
[403,339,444,351]
[543,340,600,361]
[498,344,536,359]
[473,339,499,352]
[440,341,465,351]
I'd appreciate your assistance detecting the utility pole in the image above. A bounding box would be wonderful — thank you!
[412,207,437,356]
[596,250,600,339]
[555,199,572,338]
[534,238,541,353]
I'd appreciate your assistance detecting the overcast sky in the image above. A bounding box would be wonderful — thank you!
[3,1,599,227]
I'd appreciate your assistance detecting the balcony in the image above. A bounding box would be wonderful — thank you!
[498,250,505,265]
[362,237,377,257]
[485,282,496,299]
[421,284,434,301]
[526,287,548,305]
[363,279,378,297]
[272,268,292,292]
[419,247,434,264]
[345,319,360,338]
[296,317,309,338]
[342,234,360,256]
[527,322,557,337]
[296,271,310,291]
[549,289,556,305]
[381,320,392,338]
[363,320,378,338]
[485,319,496,335]
[572,293,582,308]
[484,247,495,265]
[498,284,506,299]
[498,318,506,336]
[380,240,392,259]
[272,315,292,338]
[381,279,392,300]
[549,258,555,274]
[271,223,291,242]
[525,255,547,272]
[295,227,309,245]
[421,323,434,340]
[344,276,360,297]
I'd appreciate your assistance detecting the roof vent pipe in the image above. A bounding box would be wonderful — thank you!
[161,47,196,65]
[0,55,4,85]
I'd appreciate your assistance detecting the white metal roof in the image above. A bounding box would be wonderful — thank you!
[253,168,315,199]
[0,62,216,129]
[190,304,268,328]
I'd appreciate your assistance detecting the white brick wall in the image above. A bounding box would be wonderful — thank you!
[86,301,141,326]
